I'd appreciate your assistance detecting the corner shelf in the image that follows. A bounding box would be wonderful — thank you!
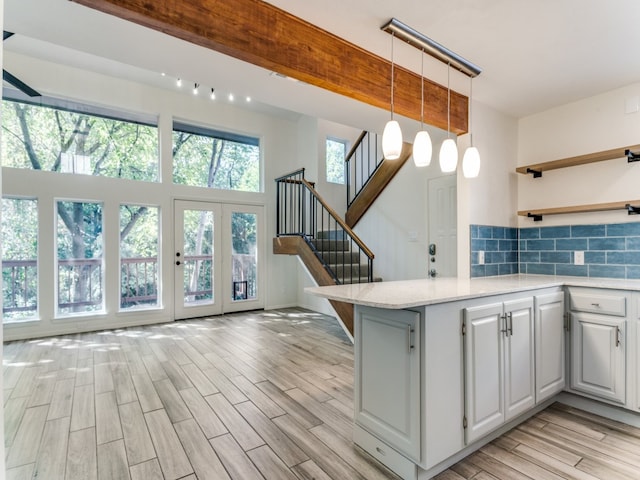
[516,144,640,177]
[518,201,640,221]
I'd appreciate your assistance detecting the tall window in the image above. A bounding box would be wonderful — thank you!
[172,122,261,192]
[231,211,257,301]
[57,201,104,315]
[120,205,160,310]
[2,197,38,322]
[1,96,159,181]
[326,137,347,184]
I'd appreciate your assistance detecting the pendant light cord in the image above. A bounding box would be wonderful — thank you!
[390,32,395,118]
[446,61,451,139]
[468,75,473,146]
[420,49,424,129]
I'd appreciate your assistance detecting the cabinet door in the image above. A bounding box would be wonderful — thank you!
[504,297,535,420]
[571,312,626,404]
[464,302,504,444]
[535,292,566,403]
[354,306,421,461]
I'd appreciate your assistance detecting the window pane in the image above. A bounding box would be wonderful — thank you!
[183,209,214,305]
[2,99,159,181]
[57,201,104,315]
[120,205,159,310]
[173,124,260,192]
[2,198,38,322]
[326,138,346,184]
[231,212,257,301]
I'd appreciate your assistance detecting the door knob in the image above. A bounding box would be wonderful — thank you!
[176,260,181,266]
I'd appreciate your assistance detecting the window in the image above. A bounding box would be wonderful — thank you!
[2,197,38,322]
[172,122,260,192]
[231,211,257,301]
[326,137,347,184]
[1,96,159,181]
[120,205,160,310]
[56,201,104,315]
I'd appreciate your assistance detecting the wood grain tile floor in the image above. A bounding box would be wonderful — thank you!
[4,308,640,479]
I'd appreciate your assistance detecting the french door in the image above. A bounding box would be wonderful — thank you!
[174,200,263,320]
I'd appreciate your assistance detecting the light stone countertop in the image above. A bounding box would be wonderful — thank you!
[304,274,640,309]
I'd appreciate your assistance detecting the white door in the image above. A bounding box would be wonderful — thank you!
[428,175,457,278]
[174,200,222,319]
[571,312,626,404]
[464,302,504,444]
[174,201,264,320]
[503,298,535,420]
[535,292,566,403]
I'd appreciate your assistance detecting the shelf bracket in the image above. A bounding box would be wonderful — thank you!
[626,149,640,163]
[626,204,640,215]
[526,168,542,178]
[527,212,543,222]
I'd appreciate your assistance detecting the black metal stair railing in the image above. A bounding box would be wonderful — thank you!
[275,168,374,284]
[345,131,384,208]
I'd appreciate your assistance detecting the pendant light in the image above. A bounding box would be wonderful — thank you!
[439,62,458,173]
[382,32,403,160]
[413,49,432,167]
[462,75,481,178]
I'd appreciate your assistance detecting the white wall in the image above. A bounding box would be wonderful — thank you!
[2,52,303,339]
[457,101,519,277]
[518,82,640,227]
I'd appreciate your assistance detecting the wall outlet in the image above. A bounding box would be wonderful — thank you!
[574,251,584,265]
[478,251,485,265]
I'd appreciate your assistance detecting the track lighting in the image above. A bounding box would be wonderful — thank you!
[380,18,481,175]
[228,93,234,101]
[210,88,216,100]
[176,78,182,87]
[193,83,199,95]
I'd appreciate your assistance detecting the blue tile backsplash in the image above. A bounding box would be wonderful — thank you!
[471,221,640,279]
[470,225,519,277]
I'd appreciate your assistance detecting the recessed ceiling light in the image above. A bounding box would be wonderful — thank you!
[228,93,234,101]
[246,96,251,103]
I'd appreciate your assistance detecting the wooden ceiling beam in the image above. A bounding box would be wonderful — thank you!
[71,0,468,134]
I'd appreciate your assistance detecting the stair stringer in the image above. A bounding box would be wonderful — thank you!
[273,236,354,337]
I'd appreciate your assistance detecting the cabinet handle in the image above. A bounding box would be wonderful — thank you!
[508,312,513,336]
[616,326,621,347]
[407,325,415,353]
[500,314,509,336]
[591,303,600,307]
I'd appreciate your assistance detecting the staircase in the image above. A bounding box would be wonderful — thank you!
[273,169,377,334]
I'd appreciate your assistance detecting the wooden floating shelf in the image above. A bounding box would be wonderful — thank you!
[516,144,640,177]
[518,201,640,221]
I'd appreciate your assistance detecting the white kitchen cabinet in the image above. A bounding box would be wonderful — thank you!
[534,292,566,403]
[354,305,421,461]
[568,287,627,406]
[464,297,534,444]
[571,311,626,404]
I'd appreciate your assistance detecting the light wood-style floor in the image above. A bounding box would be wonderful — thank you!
[4,308,640,480]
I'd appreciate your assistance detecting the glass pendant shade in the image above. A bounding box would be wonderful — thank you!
[413,130,432,167]
[439,138,458,173]
[382,120,403,160]
[463,146,481,178]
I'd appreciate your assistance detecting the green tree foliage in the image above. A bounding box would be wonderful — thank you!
[326,138,346,184]
[2,100,159,180]
[173,131,260,192]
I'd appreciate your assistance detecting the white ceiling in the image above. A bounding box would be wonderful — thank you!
[4,0,640,131]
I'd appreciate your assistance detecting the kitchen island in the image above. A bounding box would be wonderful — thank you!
[306,275,640,480]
